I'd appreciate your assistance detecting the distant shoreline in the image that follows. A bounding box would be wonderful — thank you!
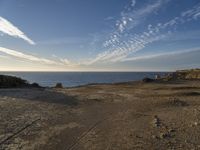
[0,71,170,88]
[0,69,199,88]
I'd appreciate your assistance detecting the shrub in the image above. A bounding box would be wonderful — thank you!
[0,75,28,88]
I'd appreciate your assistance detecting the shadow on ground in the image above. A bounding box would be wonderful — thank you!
[0,88,78,106]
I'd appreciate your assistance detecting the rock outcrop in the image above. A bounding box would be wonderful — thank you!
[162,69,200,81]
[0,75,41,88]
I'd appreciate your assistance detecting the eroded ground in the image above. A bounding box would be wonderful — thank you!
[0,80,200,150]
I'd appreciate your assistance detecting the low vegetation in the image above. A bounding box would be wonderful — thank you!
[0,75,28,88]
[0,75,41,88]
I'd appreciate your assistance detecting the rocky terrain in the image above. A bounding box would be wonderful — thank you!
[0,75,40,88]
[0,70,200,150]
[176,69,200,79]
[162,69,200,81]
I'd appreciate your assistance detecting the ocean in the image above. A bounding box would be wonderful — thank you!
[0,72,169,87]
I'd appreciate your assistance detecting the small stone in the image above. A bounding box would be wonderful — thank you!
[160,132,170,139]
[135,135,142,138]
[168,129,175,133]
[153,115,160,127]
[194,122,198,126]
[185,140,188,143]
[152,135,157,139]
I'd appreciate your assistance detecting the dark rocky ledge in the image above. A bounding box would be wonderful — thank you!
[0,75,41,88]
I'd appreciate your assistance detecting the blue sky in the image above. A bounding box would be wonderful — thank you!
[0,0,200,71]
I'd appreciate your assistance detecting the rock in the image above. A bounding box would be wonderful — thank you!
[168,129,175,133]
[0,75,29,88]
[142,77,154,83]
[31,82,41,88]
[55,83,63,88]
[160,132,170,139]
[169,98,188,107]
[155,74,161,80]
[194,122,198,126]
[161,68,200,80]
[185,139,188,143]
[152,135,158,139]
[153,115,160,127]
[0,75,42,88]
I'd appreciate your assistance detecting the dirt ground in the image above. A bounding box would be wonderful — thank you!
[0,80,200,150]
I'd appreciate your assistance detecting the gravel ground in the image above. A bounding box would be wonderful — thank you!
[0,80,200,150]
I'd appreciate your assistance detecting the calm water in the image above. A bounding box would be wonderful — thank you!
[0,72,169,87]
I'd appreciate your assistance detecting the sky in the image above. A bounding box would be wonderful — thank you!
[0,0,200,71]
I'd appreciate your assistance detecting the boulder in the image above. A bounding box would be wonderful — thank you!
[55,83,63,88]
[142,77,154,83]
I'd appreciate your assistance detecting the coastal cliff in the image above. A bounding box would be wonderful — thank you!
[159,69,200,81]
[176,69,200,79]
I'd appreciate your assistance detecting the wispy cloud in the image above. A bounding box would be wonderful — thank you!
[0,54,8,59]
[89,0,170,64]
[51,54,74,66]
[87,33,167,64]
[88,1,200,65]
[103,0,169,48]
[122,48,200,62]
[0,47,74,66]
[38,37,88,45]
[0,17,35,45]
[131,0,136,7]
[115,0,169,33]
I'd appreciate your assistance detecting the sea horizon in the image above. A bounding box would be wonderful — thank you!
[0,71,170,87]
